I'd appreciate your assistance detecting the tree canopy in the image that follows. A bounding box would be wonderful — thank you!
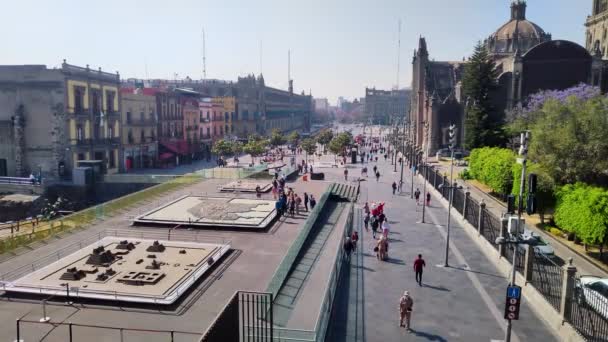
[316,129,334,148]
[269,128,286,147]
[300,138,317,156]
[287,131,300,146]
[463,41,505,150]
[212,139,234,156]
[328,132,353,156]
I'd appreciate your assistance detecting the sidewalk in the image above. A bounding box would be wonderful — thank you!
[431,160,608,278]
[325,151,558,341]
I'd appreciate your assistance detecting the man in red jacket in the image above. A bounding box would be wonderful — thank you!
[413,254,426,286]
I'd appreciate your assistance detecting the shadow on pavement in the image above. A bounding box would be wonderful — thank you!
[450,266,505,280]
[421,283,450,292]
[411,329,448,342]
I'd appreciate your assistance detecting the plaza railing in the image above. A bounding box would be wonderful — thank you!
[571,278,608,341]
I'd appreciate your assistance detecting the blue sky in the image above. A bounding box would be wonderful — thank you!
[0,0,590,103]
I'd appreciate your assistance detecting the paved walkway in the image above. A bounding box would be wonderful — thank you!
[325,131,558,341]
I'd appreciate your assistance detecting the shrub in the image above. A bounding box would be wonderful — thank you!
[555,183,608,247]
[460,169,472,180]
[549,227,562,237]
[468,147,515,194]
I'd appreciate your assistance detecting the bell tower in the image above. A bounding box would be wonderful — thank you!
[511,0,527,20]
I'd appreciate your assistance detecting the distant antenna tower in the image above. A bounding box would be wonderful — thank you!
[259,40,263,75]
[288,49,291,85]
[202,28,207,80]
[396,19,401,90]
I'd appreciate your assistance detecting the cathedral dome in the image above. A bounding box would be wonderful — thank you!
[486,1,552,57]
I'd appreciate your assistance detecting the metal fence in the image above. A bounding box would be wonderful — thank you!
[571,278,608,342]
[465,197,480,230]
[481,210,501,251]
[452,189,465,216]
[16,319,202,342]
[531,250,563,312]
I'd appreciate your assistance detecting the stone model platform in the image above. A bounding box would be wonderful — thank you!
[133,196,276,229]
[2,237,230,304]
[220,181,272,193]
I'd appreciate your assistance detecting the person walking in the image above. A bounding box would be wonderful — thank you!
[309,194,317,210]
[373,165,377,175]
[414,188,421,206]
[304,192,309,212]
[344,168,349,181]
[414,254,426,286]
[392,181,397,195]
[375,171,380,182]
[426,192,431,207]
[295,194,302,215]
[371,215,379,239]
[363,213,370,232]
[376,235,388,260]
[363,202,370,216]
[381,219,390,238]
[399,291,414,332]
[351,231,359,252]
[343,236,353,260]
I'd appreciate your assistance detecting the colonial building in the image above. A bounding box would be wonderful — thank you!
[411,0,603,157]
[0,61,121,180]
[120,89,157,171]
[364,88,410,125]
[138,75,313,138]
[586,0,608,58]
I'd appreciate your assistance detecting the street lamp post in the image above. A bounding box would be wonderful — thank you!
[441,124,458,266]
[504,131,530,342]
[399,119,407,190]
[420,122,430,223]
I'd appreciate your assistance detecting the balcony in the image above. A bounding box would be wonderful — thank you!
[127,119,156,127]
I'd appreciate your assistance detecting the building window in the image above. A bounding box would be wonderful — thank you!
[92,91,100,114]
[213,126,217,136]
[126,111,132,124]
[109,151,116,168]
[128,130,134,144]
[140,130,145,143]
[225,125,229,134]
[206,127,210,138]
[207,111,210,120]
[225,112,229,122]
[220,126,224,135]
[77,125,84,141]
[77,153,85,161]
[74,88,83,113]
[151,129,155,140]
[140,111,144,123]
[106,91,115,112]
[170,104,174,117]
[108,126,113,138]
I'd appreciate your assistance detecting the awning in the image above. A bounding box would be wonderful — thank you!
[160,140,190,155]
[159,152,174,161]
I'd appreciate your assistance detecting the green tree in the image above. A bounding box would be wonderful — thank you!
[243,140,266,164]
[269,128,285,148]
[300,138,317,161]
[525,97,608,185]
[511,161,555,224]
[231,141,243,156]
[288,131,300,146]
[555,183,608,252]
[212,139,234,157]
[328,132,353,163]
[316,129,334,152]
[463,41,505,150]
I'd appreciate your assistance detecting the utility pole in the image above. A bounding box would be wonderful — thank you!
[421,122,429,223]
[504,131,530,342]
[443,124,457,266]
[202,28,207,80]
[400,118,407,191]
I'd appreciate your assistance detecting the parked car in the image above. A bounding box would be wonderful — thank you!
[521,229,555,258]
[575,276,608,319]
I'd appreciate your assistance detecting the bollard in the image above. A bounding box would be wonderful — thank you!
[68,322,73,342]
[560,258,577,322]
[478,201,486,236]
[16,319,21,342]
[39,299,50,322]
[171,331,175,342]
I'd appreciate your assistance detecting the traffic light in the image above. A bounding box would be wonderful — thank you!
[526,193,537,215]
[507,195,516,214]
[448,124,456,150]
[528,173,537,194]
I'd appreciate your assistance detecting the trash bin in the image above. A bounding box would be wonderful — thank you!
[303,174,308,181]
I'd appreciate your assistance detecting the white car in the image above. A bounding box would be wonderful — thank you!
[521,229,555,258]
[576,276,608,319]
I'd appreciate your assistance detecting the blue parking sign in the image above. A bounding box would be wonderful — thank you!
[507,286,521,299]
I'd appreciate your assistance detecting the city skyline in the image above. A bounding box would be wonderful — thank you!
[1,0,589,103]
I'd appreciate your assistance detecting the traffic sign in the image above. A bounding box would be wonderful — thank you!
[504,285,522,320]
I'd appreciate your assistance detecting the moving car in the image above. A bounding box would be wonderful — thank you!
[575,276,608,319]
[521,229,555,258]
